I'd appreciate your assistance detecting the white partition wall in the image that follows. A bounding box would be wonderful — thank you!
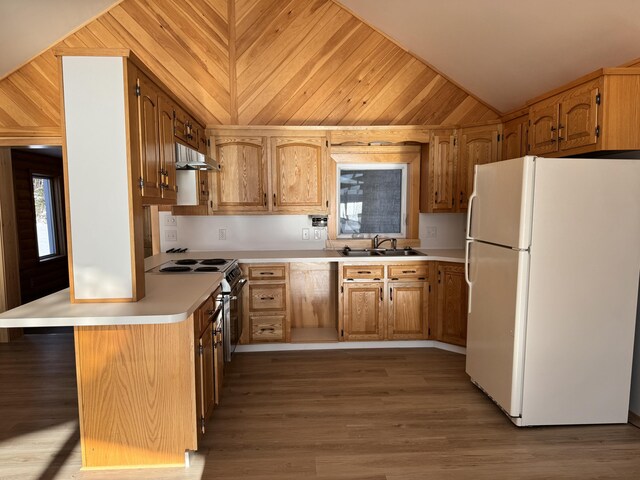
[60,55,140,302]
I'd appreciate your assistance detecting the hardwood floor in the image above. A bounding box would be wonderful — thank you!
[1,334,639,479]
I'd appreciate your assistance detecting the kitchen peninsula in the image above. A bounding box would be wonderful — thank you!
[0,249,465,469]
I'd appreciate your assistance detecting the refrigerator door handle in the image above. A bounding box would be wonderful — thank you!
[466,191,477,239]
[465,239,473,313]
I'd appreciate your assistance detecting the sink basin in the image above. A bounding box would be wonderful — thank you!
[376,249,426,257]
[339,248,426,257]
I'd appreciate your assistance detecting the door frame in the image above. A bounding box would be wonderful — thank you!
[0,147,22,342]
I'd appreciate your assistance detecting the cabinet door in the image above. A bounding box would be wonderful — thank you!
[214,136,269,212]
[559,85,599,152]
[427,129,457,213]
[198,322,215,432]
[158,94,177,201]
[137,74,162,200]
[387,282,428,340]
[502,115,528,161]
[437,263,468,346]
[528,102,559,155]
[213,324,224,404]
[343,282,384,340]
[174,106,197,148]
[458,125,500,211]
[271,137,326,213]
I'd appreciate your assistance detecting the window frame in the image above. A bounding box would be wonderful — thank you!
[30,172,66,261]
[328,145,421,245]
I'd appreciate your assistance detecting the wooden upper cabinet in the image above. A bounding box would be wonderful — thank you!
[528,102,559,155]
[271,137,327,213]
[558,83,599,152]
[158,93,177,202]
[422,129,457,213]
[214,136,268,212]
[343,282,384,341]
[521,69,640,156]
[137,73,162,200]
[502,114,528,161]
[436,263,468,346]
[458,124,500,211]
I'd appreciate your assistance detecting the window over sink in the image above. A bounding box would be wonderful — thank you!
[337,164,407,238]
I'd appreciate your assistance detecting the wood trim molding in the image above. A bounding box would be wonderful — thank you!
[228,0,238,125]
[0,148,23,342]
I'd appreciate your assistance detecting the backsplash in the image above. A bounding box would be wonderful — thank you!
[159,212,467,252]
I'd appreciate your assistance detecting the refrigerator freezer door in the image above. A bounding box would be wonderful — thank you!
[465,241,530,417]
[467,156,535,249]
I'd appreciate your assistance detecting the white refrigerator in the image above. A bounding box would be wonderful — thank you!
[465,156,640,426]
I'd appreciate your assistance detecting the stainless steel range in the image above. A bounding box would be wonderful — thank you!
[149,258,246,362]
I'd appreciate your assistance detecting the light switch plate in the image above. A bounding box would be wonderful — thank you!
[218,229,226,240]
[164,215,177,226]
[165,230,177,242]
[313,228,322,240]
[302,228,310,240]
[426,226,437,238]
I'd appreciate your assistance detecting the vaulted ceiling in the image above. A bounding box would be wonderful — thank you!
[1,0,639,138]
[339,0,640,112]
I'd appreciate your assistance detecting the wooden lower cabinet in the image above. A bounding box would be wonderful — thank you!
[340,263,430,341]
[435,262,468,346]
[241,263,290,343]
[343,282,384,340]
[387,282,428,339]
[72,287,222,469]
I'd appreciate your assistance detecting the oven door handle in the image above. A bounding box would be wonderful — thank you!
[208,305,223,322]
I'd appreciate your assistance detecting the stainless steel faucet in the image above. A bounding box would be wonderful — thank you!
[372,235,396,250]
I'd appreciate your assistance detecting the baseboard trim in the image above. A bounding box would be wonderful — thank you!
[629,411,640,428]
[235,340,466,355]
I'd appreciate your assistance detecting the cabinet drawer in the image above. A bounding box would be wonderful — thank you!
[249,284,286,311]
[248,265,286,281]
[388,264,428,281]
[343,265,384,280]
[250,314,285,342]
[197,295,215,336]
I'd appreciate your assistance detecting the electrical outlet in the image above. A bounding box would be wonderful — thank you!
[164,215,177,226]
[165,230,177,242]
[218,228,226,240]
[426,226,437,238]
[302,228,310,240]
[313,228,322,240]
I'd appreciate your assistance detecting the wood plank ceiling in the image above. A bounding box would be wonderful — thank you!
[0,0,498,142]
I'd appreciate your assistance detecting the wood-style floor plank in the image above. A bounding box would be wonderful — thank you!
[1,335,639,479]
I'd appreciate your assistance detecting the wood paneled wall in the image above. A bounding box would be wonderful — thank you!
[0,0,498,140]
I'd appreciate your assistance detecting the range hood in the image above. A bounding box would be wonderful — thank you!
[175,142,221,171]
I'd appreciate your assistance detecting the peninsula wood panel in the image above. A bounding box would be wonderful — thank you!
[289,262,338,329]
[0,0,498,140]
[74,320,198,468]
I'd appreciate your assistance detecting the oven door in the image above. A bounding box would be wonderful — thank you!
[226,278,247,362]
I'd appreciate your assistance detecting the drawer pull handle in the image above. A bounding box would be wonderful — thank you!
[259,272,274,275]
[260,327,275,332]
[402,270,416,274]
[357,271,372,274]
[373,278,381,281]
[418,277,426,280]
[260,296,275,301]
[391,277,399,281]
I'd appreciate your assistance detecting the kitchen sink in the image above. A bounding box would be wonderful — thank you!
[339,248,426,257]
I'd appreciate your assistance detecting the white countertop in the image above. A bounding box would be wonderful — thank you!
[0,272,223,328]
[0,248,464,329]
[144,248,465,269]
